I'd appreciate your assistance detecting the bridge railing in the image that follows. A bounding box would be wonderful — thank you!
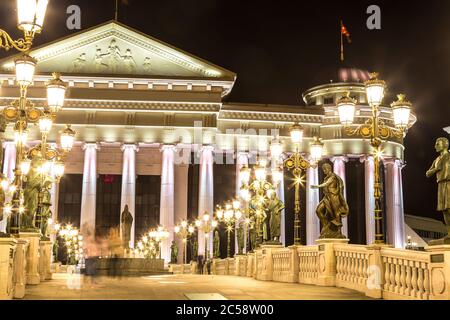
[210,241,450,300]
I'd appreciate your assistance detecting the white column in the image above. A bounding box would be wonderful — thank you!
[120,144,138,248]
[384,158,405,248]
[306,166,320,245]
[236,152,249,252]
[276,171,286,246]
[160,145,175,263]
[331,156,349,238]
[80,143,98,236]
[198,145,214,257]
[1,142,16,233]
[174,144,190,263]
[363,156,376,245]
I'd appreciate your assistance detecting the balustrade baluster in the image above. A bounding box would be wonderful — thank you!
[383,258,390,291]
[411,262,418,298]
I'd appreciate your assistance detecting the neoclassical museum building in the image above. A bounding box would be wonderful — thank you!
[0,21,415,262]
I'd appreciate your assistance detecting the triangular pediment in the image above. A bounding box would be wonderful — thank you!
[0,21,236,80]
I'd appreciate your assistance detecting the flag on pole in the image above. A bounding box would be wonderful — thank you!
[341,22,351,44]
[340,20,351,61]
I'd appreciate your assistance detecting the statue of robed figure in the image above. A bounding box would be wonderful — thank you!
[213,230,220,258]
[265,191,285,243]
[170,240,178,264]
[426,137,450,244]
[312,163,349,239]
[120,205,133,249]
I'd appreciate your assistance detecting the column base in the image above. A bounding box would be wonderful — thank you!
[315,238,349,287]
[13,238,29,299]
[0,238,17,300]
[19,232,41,286]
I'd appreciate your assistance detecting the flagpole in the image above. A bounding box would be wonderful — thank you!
[340,20,344,62]
[115,0,119,21]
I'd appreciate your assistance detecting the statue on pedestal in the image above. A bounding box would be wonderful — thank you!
[170,240,178,264]
[266,191,285,243]
[120,205,133,249]
[237,223,245,255]
[427,137,450,244]
[312,163,349,239]
[190,235,198,262]
[40,180,53,239]
[22,156,45,231]
[213,230,220,258]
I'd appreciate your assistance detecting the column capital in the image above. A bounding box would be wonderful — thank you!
[82,142,100,151]
[160,144,176,152]
[330,156,349,163]
[121,143,139,153]
[200,144,215,153]
[2,141,15,149]
[382,157,397,167]
[359,155,374,163]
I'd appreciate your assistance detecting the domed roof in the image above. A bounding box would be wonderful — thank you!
[309,62,370,87]
[337,66,370,83]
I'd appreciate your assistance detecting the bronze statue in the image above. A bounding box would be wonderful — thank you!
[312,163,349,239]
[170,240,178,264]
[237,223,245,255]
[40,180,53,239]
[22,156,45,231]
[213,230,220,258]
[427,137,450,244]
[190,236,198,262]
[266,191,285,243]
[120,205,133,249]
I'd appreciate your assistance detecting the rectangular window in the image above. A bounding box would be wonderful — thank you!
[96,174,122,239]
[135,175,161,239]
[57,174,83,228]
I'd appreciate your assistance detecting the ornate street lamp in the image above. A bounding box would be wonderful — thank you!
[195,212,218,259]
[272,124,323,245]
[0,0,49,52]
[149,226,170,259]
[4,68,75,235]
[174,220,196,264]
[239,158,280,250]
[337,73,413,244]
[215,200,242,258]
[58,224,83,266]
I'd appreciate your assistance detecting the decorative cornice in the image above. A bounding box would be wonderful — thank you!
[219,110,323,124]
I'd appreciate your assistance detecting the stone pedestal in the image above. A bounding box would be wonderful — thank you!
[287,245,299,283]
[259,244,284,281]
[19,233,41,285]
[426,245,450,300]
[315,238,349,287]
[0,238,17,300]
[13,238,28,299]
[39,241,53,281]
[428,237,450,247]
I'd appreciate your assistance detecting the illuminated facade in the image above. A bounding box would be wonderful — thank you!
[0,21,416,261]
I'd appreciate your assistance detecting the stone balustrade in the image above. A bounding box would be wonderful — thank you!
[210,241,450,300]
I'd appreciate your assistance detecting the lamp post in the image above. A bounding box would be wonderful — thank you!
[0,0,48,52]
[149,226,170,259]
[239,158,281,250]
[174,220,196,264]
[3,68,74,235]
[336,73,413,244]
[195,212,218,260]
[58,224,83,266]
[270,127,324,245]
[216,199,242,258]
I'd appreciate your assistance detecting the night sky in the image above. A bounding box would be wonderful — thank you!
[0,0,449,221]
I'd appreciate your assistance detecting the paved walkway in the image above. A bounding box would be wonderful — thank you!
[23,273,371,300]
